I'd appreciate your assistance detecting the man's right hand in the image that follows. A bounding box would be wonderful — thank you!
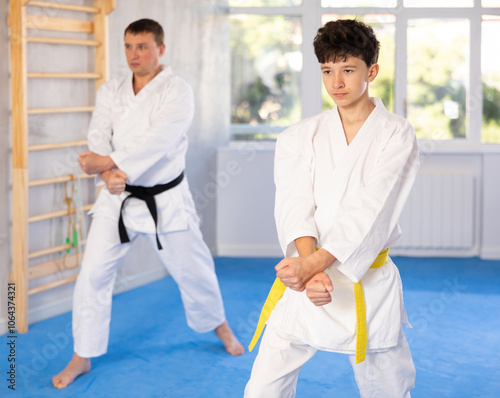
[100,169,127,195]
[305,272,333,306]
[78,151,116,175]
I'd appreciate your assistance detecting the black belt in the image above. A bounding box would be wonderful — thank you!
[118,171,184,250]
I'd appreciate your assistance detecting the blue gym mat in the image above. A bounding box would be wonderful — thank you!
[2,256,500,397]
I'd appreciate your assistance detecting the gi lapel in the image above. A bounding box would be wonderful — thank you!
[118,66,170,121]
[314,98,387,242]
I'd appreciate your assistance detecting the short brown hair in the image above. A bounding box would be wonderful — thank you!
[124,19,164,47]
[313,19,380,67]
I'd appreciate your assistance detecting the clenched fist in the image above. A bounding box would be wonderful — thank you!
[78,151,116,175]
[305,272,333,306]
[101,169,127,195]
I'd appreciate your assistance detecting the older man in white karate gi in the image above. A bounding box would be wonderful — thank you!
[52,18,243,389]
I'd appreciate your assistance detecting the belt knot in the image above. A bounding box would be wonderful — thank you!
[117,171,184,250]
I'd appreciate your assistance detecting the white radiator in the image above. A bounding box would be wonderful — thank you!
[395,174,476,251]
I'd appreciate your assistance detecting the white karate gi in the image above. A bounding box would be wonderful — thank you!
[73,66,226,358]
[245,98,418,397]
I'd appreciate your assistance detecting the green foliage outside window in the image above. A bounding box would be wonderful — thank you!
[230,13,500,143]
[230,15,301,127]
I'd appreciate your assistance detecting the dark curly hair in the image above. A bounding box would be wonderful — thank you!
[313,19,380,67]
[124,18,164,47]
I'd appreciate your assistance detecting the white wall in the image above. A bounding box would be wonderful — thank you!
[216,145,279,256]
[481,153,500,259]
[107,1,230,250]
[216,146,500,259]
[0,0,230,334]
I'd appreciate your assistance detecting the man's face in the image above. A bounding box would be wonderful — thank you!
[320,55,378,109]
[124,32,165,77]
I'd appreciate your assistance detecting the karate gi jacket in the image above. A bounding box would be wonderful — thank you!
[87,66,197,234]
[268,98,420,353]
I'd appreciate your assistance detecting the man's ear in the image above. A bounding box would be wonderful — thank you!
[159,43,166,57]
[368,63,379,82]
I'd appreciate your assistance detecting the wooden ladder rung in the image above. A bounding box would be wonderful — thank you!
[28,275,78,296]
[27,36,101,46]
[29,253,82,279]
[28,106,94,115]
[29,241,87,260]
[29,254,77,279]
[28,140,88,152]
[29,204,93,223]
[26,0,100,14]
[26,15,94,33]
[27,72,101,79]
[29,173,94,188]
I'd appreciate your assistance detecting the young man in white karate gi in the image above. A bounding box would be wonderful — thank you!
[245,19,419,397]
[52,18,243,389]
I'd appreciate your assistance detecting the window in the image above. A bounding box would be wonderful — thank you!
[322,0,397,6]
[229,0,500,145]
[230,14,302,138]
[482,0,500,6]
[482,15,500,143]
[404,0,473,7]
[407,19,469,139]
[230,0,301,6]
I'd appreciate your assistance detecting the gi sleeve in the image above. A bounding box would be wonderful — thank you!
[321,120,420,283]
[86,81,115,186]
[274,129,318,257]
[109,78,194,183]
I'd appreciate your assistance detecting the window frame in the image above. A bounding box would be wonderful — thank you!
[228,0,500,148]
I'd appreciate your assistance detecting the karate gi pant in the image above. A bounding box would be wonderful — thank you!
[244,324,415,398]
[72,214,226,358]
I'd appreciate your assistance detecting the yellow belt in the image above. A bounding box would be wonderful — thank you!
[248,248,389,364]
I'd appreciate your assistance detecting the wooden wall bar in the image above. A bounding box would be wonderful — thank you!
[10,0,30,334]
[9,0,115,333]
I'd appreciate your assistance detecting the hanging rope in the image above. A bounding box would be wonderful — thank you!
[74,173,87,265]
[61,174,85,269]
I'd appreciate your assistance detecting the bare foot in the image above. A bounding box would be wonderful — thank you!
[52,353,91,389]
[215,321,245,356]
